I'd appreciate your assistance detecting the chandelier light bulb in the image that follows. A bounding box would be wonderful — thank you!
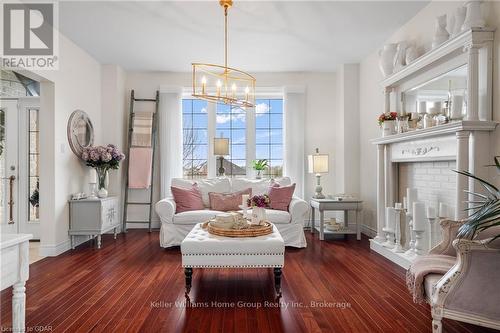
[201,76,207,95]
[245,86,250,101]
[216,80,222,96]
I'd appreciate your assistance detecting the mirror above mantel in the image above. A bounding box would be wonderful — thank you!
[382,27,495,128]
[403,65,468,122]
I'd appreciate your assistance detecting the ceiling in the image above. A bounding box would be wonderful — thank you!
[59,1,428,72]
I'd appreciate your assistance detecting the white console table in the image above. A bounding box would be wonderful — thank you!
[1,233,32,333]
[310,199,363,241]
[69,197,119,249]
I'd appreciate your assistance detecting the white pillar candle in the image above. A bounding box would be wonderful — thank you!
[89,169,97,184]
[403,197,407,210]
[386,207,395,231]
[395,202,402,209]
[439,202,448,218]
[407,188,418,215]
[426,206,437,219]
[412,202,426,231]
[242,194,250,207]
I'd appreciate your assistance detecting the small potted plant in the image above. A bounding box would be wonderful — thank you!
[247,194,270,225]
[378,112,398,137]
[252,159,268,179]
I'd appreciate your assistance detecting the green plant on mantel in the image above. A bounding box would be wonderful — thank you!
[455,156,500,241]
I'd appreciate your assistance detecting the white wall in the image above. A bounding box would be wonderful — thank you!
[101,64,127,229]
[122,71,338,227]
[359,1,500,233]
[27,33,103,255]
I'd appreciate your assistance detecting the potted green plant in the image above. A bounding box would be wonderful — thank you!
[455,156,500,241]
[252,159,268,179]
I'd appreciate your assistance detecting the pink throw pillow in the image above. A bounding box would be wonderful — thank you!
[171,184,204,213]
[268,183,296,211]
[209,188,252,211]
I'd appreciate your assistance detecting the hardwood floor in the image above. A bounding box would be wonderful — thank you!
[1,230,496,333]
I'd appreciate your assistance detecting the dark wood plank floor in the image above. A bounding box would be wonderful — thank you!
[1,230,496,333]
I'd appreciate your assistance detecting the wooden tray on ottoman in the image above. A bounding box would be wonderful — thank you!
[206,221,273,237]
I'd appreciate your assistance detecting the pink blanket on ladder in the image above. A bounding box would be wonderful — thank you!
[128,147,153,189]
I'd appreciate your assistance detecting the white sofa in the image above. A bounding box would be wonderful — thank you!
[155,177,309,248]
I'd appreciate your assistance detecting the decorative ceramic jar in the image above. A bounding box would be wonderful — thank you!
[462,1,485,31]
[432,15,450,49]
[251,207,266,225]
[382,120,396,137]
[378,43,398,77]
[405,46,419,64]
[393,42,407,72]
[453,6,467,36]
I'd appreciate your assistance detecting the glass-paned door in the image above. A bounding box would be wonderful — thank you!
[0,100,19,234]
[0,98,41,238]
[18,98,41,238]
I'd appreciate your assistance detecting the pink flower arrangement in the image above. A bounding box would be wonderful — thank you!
[82,144,125,169]
[378,112,398,126]
[247,194,270,208]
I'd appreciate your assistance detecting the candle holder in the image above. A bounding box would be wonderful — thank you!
[404,212,416,256]
[392,208,405,253]
[88,182,97,199]
[382,226,395,249]
[428,217,439,250]
[414,230,425,255]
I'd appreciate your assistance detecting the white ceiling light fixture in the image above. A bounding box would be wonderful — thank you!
[191,0,255,108]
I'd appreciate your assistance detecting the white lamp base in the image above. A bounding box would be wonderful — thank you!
[313,174,325,199]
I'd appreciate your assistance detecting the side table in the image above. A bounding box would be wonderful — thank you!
[310,199,363,241]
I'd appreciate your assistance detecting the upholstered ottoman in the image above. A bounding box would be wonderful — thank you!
[181,223,285,296]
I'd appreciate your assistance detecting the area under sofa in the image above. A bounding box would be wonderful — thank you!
[155,177,309,248]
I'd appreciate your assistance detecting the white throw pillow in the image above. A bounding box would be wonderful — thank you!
[231,178,270,196]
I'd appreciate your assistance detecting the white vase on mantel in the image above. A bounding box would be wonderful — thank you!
[432,14,450,49]
[382,120,396,137]
[378,43,398,77]
[462,0,485,31]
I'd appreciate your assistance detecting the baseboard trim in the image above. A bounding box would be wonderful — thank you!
[39,239,71,257]
[361,224,377,238]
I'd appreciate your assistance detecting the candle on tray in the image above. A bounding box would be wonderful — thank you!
[395,202,402,209]
[412,202,426,231]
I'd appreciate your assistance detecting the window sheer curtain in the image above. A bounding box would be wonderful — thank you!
[283,86,306,199]
[159,86,183,198]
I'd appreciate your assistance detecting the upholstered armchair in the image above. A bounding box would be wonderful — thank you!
[421,220,500,333]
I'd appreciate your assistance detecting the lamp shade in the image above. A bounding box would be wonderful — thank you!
[308,151,329,174]
[214,138,229,156]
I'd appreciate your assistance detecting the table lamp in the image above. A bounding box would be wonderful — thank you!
[308,148,329,199]
[214,137,229,176]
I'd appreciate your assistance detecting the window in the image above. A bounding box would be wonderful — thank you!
[255,99,283,177]
[182,99,208,179]
[181,97,284,179]
[216,104,246,176]
[28,108,39,221]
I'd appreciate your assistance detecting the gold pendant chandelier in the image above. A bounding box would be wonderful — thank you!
[192,0,255,108]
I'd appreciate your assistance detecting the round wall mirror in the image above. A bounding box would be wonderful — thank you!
[67,110,94,159]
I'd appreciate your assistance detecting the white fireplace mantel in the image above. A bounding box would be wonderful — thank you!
[371,121,497,145]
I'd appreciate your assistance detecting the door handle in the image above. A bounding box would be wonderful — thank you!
[2,175,16,224]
